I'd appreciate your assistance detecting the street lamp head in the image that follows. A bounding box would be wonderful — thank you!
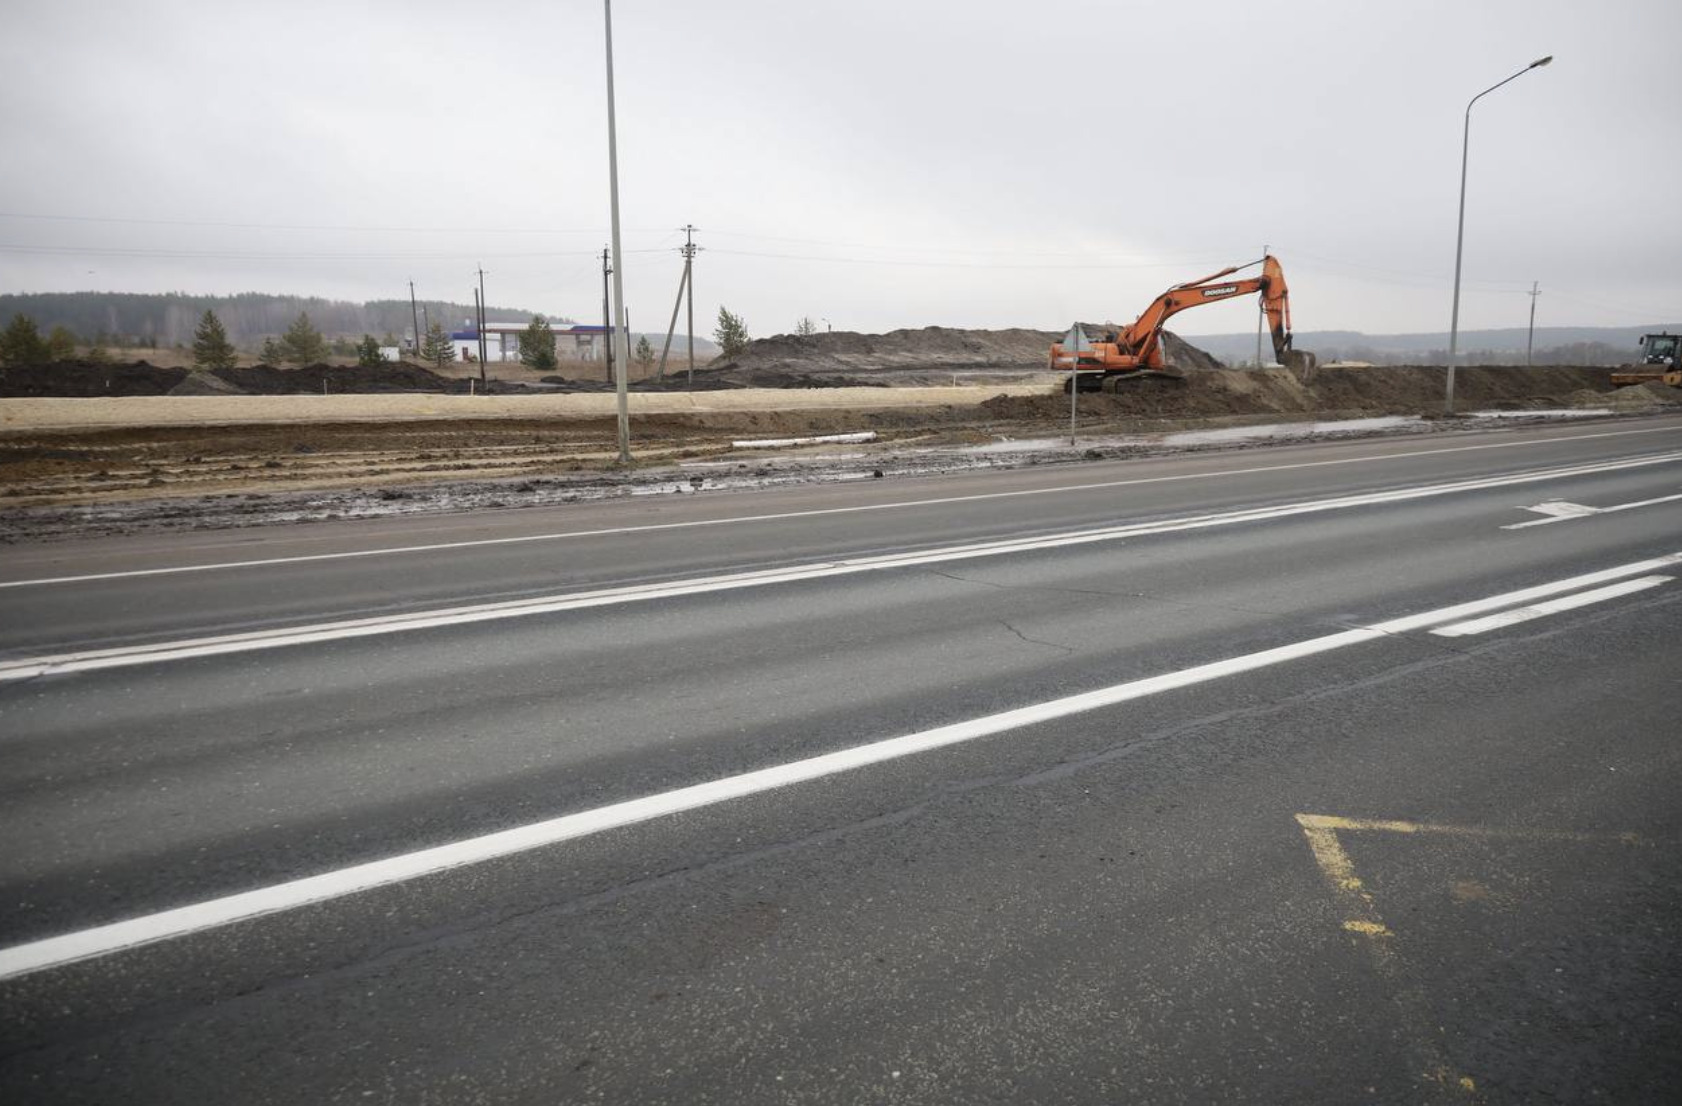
[1529,55,1553,68]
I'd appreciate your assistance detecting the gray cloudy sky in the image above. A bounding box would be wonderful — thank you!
[2,0,1678,337]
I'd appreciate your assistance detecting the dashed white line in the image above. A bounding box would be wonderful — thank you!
[4,451,1680,681]
[1429,576,1673,636]
[0,550,1676,982]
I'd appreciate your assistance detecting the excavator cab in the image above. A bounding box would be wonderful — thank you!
[1639,332,1679,368]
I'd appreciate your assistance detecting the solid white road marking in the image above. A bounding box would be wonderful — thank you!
[4,452,1681,682]
[1429,576,1672,636]
[1502,490,1682,529]
[4,423,1678,590]
[0,551,1677,981]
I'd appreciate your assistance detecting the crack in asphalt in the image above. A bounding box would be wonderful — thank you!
[927,565,1290,622]
[995,618,1075,655]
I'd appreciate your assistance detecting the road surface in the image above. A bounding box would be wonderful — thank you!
[2,415,1680,1103]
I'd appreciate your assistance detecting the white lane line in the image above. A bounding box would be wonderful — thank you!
[1,551,1675,982]
[1502,490,1682,529]
[5,423,1678,590]
[5,452,1681,682]
[1429,576,1673,636]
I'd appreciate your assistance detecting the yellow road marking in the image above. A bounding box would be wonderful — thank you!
[1296,812,1658,1101]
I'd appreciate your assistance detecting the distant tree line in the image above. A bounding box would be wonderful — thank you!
[0,292,572,350]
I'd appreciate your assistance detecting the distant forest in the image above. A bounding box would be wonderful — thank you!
[0,292,573,349]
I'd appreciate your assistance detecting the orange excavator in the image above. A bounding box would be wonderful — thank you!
[1051,253,1315,392]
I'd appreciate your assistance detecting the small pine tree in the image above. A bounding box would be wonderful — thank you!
[519,315,557,371]
[421,322,454,367]
[259,337,284,365]
[191,310,238,370]
[0,314,48,366]
[634,335,655,373]
[714,307,750,359]
[355,335,385,367]
[45,325,79,362]
[795,316,817,337]
[280,312,327,366]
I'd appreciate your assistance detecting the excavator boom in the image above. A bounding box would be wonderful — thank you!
[1053,254,1313,390]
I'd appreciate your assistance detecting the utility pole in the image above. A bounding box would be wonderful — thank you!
[656,224,697,385]
[1255,244,1268,368]
[408,281,421,360]
[476,264,489,378]
[1526,281,1540,368]
[683,223,696,388]
[472,287,486,388]
[601,246,614,383]
[603,0,632,463]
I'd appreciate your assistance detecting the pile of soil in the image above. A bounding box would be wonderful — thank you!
[0,360,188,397]
[210,361,454,394]
[979,365,1628,421]
[168,371,247,396]
[1,359,459,397]
[692,326,1224,387]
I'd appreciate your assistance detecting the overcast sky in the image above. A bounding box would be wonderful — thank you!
[2,0,1678,338]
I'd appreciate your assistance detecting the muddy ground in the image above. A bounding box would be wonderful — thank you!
[2,364,1675,543]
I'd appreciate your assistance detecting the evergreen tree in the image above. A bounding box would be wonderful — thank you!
[259,336,284,364]
[634,335,655,373]
[0,313,48,366]
[191,310,238,370]
[421,322,454,367]
[45,325,79,361]
[519,315,557,371]
[279,312,327,365]
[795,316,817,337]
[356,334,385,367]
[713,307,750,359]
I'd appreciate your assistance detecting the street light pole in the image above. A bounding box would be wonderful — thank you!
[1525,281,1540,368]
[1446,55,1552,414]
[603,0,632,463]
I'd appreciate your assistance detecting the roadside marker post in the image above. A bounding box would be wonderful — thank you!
[1062,323,1093,447]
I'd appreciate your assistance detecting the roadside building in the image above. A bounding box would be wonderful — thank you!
[449,321,613,363]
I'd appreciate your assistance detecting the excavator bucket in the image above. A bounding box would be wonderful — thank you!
[1282,349,1318,382]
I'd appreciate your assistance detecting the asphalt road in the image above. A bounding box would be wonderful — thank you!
[2,415,1680,1104]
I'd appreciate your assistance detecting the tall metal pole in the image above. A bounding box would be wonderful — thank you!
[1255,243,1268,368]
[1526,281,1540,368]
[1446,56,1552,414]
[408,280,421,361]
[603,0,631,463]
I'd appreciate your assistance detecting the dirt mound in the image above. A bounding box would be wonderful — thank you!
[168,371,248,396]
[979,365,1625,421]
[703,325,1223,385]
[211,362,453,394]
[0,360,188,397]
[1598,381,1682,410]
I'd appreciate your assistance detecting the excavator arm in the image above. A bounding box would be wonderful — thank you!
[1118,255,1295,368]
[1053,254,1311,385]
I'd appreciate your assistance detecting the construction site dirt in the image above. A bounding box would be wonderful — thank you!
[3,356,1676,543]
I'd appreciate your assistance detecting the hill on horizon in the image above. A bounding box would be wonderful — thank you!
[1178,323,1680,366]
[0,291,581,349]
